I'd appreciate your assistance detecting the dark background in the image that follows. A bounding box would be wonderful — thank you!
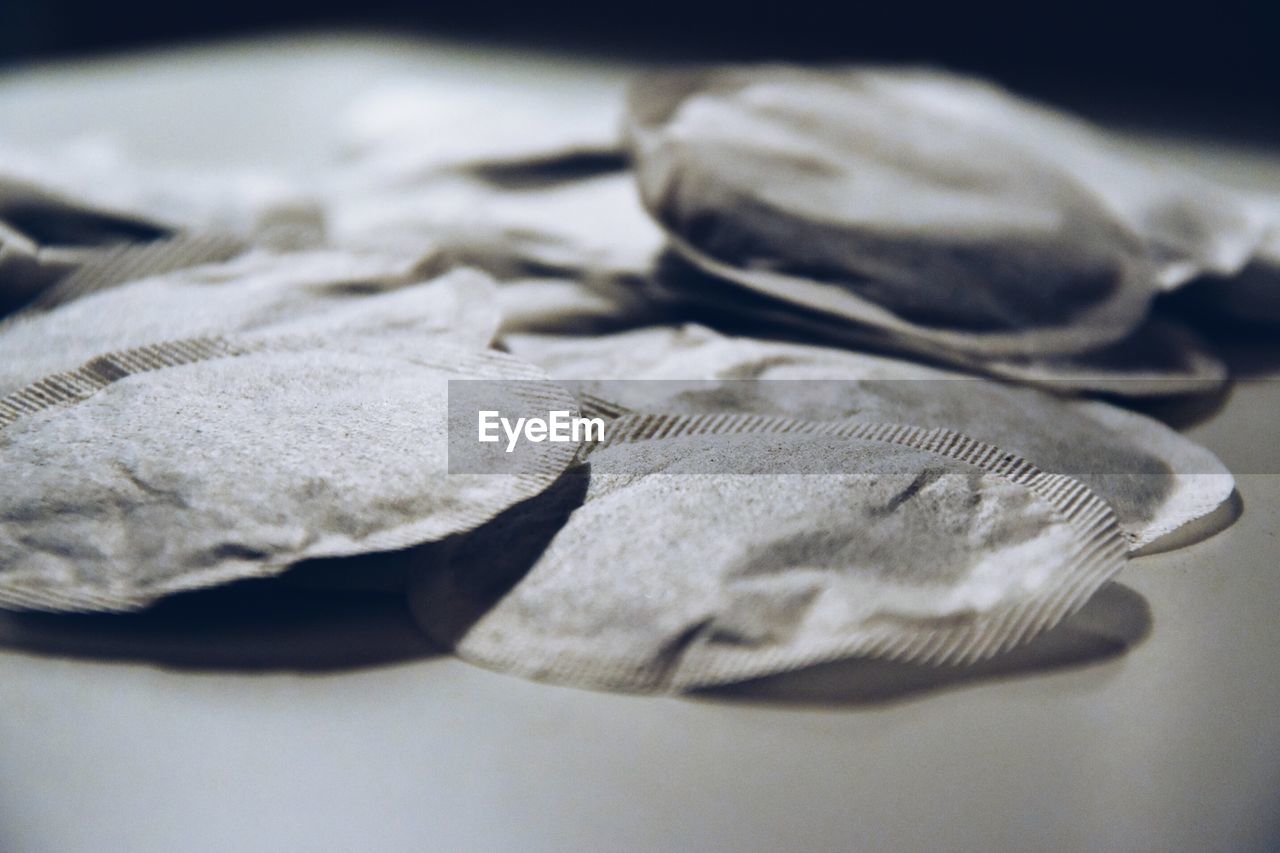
[2,0,1278,140]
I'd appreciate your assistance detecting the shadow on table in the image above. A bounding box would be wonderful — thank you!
[696,581,1151,708]
[0,466,594,675]
[0,568,441,673]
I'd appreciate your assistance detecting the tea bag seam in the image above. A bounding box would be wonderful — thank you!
[596,412,1125,544]
[517,327,1232,550]
[0,335,259,431]
[0,331,559,432]
[577,392,633,420]
[19,233,248,315]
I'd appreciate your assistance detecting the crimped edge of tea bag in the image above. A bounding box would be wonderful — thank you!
[448,413,1129,693]
[643,263,1227,397]
[656,228,1154,360]
[975,320,1228,397]
[0,334,579,613]
[19,233,248,315]
[557,366,1231,554]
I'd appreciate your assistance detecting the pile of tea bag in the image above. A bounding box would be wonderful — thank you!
[1,63,1270,693]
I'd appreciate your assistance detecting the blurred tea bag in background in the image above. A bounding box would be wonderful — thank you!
[326,121,674,335]
[625,66,1279,386]
[325,169,665,289]
[494,276,671,335]
[325,79,699,338]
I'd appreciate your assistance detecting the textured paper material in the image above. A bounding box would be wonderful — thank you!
[411,414,1128,692]
[505,325,1234,551]
[0,329,577,613]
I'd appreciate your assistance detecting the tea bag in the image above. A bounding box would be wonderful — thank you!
[411,414,1128,693]
[327,165,666,285]
[0,319,578,613]
[625,66,1275,361]
[0,248,500,396]
[504,324,1234,551]
[504,322,724,377]
[324,151,673,336]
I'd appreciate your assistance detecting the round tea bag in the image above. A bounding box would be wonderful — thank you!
[411,414,1128,693]
[0,249,500,396]
[0,329,578,613]
[627,66,1161,358]
[627,67,1275,361]
[504,324,1233,551]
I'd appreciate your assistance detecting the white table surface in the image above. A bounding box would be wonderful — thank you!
[0,34,1277,853]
